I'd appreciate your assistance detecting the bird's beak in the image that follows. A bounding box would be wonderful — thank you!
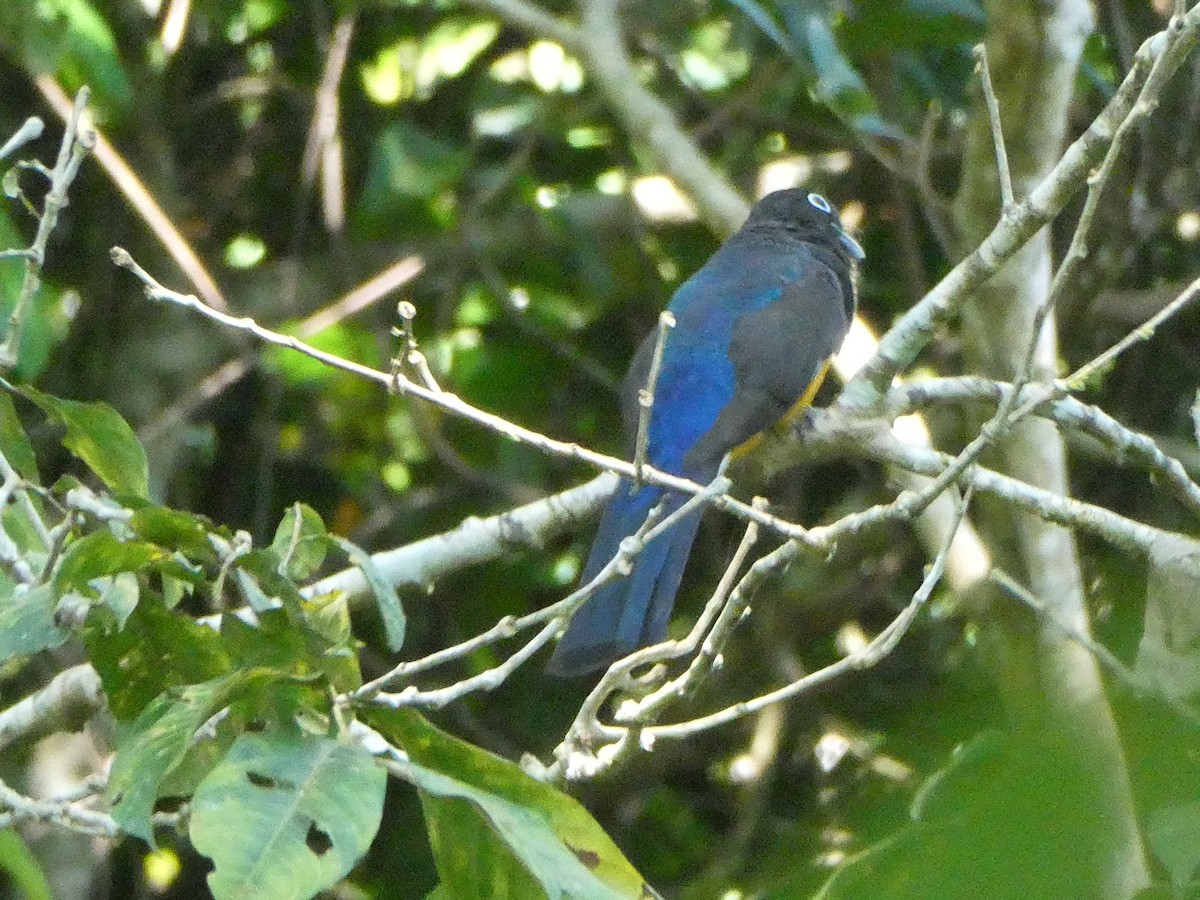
[835,226,865,261]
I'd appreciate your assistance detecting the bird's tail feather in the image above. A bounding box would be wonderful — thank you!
[547,482,703,677]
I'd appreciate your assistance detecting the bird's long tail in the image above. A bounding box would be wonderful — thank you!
[546,480,704,677]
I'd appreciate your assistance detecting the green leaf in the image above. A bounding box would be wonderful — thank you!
[129,506,222,561]
[35,0,132,111]
[53,531,201,598]
[727,0,899,139]
[1147,802,1200,888]
[108,672,268,844]
[85,598,231,722]
[301,592,362,694]
[94,572,140,629]
[332,535,405,652]
[0,391,37,481]
[421,794,549,898]
[222,609,310,673]
[0,582,68,665]
[271,504,328,581]
[370,709,649,899]
[16,385,148,498]
[0,828,53,900]
[820,728,1134,898]
[190,726,386,900]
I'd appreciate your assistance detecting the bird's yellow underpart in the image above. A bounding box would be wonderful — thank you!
[729,358,833,461]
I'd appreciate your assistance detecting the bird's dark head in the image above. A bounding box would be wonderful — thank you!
[745,188,865,262]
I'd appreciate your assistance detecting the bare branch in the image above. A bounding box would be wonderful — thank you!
[111,247,822,546]
[34,75,229,312]
[973,45,1015,208]
[0,117,44,161]
[139,254,424,443]
[0,665,104,754]
[844,12,1200,409]
[0,87,93,371]
[632,486,972,744]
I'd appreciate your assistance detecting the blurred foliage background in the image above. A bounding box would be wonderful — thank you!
[2,0,1200,897]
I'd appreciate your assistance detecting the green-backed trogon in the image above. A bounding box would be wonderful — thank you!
[547,189,864,677]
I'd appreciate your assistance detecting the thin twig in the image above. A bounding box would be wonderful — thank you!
[1064,272,1200,391]
[35,76,229,312]
[638,486,972,742]
[139,254,424,442]
[893,376,1200,519]
[898,261,1200,521]
[391,300,440,391]
[0,117,44,162]
[973,45,1014,208]
[0,88,93,370]
[845,13,1200,408]
[111,246,822,546]
[633,311,675,482]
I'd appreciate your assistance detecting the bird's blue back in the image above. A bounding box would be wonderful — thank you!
[546,189,861,676]
[646,232,816,478]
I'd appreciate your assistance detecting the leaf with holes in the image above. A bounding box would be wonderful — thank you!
[108,672,267,844]
[370,709,650,899]
[190,726,386,900]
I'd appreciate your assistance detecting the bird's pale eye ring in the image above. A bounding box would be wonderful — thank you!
[807,193,832,213]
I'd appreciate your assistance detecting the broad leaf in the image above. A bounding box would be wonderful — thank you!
[371,709,650,899]
[0,582,68,664]
[86,598,231,722]
[17,385,148,498]
[190,726,386,900]
[129,506,222,561]
[108,672,267,844]
[53,531,200,598]
[0,391,37,480]
[271,504,328,581]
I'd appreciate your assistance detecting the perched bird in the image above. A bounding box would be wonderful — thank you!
[547,189,864,677]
